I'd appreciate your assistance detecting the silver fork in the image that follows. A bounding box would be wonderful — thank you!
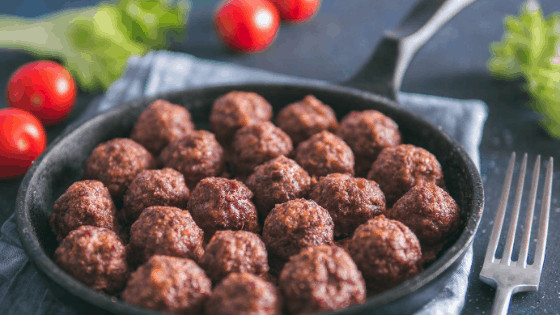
[480,152,553,315]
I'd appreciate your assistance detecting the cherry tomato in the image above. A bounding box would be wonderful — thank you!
[269,0,321,22]
[7,60,76,125]
[215,0,280,52]
[0,108,47,179]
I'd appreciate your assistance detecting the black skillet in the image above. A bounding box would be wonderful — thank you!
[16,0,483,314]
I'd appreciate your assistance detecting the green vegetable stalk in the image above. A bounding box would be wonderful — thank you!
[488,0,560,138]
[0,0,190,92]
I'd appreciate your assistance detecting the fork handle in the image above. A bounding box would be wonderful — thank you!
[492,286,514,315]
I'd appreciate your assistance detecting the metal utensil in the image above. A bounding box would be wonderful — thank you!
[480,152,553,315]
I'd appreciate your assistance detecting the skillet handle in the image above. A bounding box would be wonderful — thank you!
[342,0,476,100]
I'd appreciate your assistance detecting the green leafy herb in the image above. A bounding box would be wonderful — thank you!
[488,0,560,137]
[0,0,190,92]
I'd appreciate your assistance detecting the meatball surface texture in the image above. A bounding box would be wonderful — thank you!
[279,245,366,314]
[232,121,293,176]
[200,230,269,283]
[54,226,128,293]
[246,155,311,217]
[122,255,211,314]
[205,273,281,315]
[188,177,259,237]
[83,138,156,198]
[130,99,194,154]
[159,130,225,188]
[337,110,402,176]
[210,91,273,145]
[127,206,204,266]
[276,95,338,145]
[389,182,461,261]
[349,215,422,293]
[50,180,118,241]
[262,198,334,261]
[123,168,189,223]
[310,173,386,237]
[295,131,354,177]
[368,144,444,206]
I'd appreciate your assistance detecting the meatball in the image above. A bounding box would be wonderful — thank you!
[210,91,273,145]
[205,273,281,315]
[188,177,259,238]
[200,230,269,283]
[127,206,204,266]
[231,122,293,176]
[349,215,422,293]
[122,255,211,314]
[123,168,189,223]
[338,110,402,176]
[279,245,366,314]
[310,173,386,237]
[83,138,156,198]
[389,182,461,261]
[130,99,194,155]
[276,95,338,145]
[159,130,225,189]
[54,226,128,293]
[50,180,119,241]
[368,144,444,206]
[246,155,312,217]
[295,131,354,177]
[262,199,334,261]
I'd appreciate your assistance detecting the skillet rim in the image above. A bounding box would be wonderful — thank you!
[15,82,484,314]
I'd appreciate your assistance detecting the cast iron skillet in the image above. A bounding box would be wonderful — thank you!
[16,0,483,314]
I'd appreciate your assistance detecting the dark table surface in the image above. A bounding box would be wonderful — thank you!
[1,0,559,314]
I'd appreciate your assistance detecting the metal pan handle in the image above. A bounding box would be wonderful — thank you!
[342,0,476,100]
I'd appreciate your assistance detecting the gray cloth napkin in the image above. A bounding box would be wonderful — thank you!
[0,51,487,314]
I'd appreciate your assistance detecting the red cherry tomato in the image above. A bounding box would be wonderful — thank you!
[7,60,76,125]
[0,108,47,179]
[215,0,280,52]
[269,0,321,22]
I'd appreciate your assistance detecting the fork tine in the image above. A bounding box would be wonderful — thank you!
[517,155,540,267]
[485,152,516,263]
[533,157,553,270]
[501,153,527,264]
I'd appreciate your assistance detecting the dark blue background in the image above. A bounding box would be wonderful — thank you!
[1,0,559,314]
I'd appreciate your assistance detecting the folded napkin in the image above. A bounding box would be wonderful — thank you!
[0,51,487,314]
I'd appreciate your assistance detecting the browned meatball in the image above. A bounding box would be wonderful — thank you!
[50,180,119,241]
[210,91,274,145]
[310,173,386,237]
[122,255,211,314]
[127,206,204,266]
[54,226,128,293]
[130,99,194,155]
[389,182,461,261]
[205,273,281,315]
[246,155,312,217]
[338,110,402,176]
[279,245,366,314]
[83,138,156,198]
[276,95,338,145]
[122,168,189,223]
[231,122,293,176]
[368,144,444,206]
[159,130,225,189]
[295,131,354,177]
[262,199,334,261]
[200,230,269,283]
[349,215,422,293]
[188,177,259,238]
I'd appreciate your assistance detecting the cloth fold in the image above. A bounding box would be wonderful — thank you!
[0,51,487,314]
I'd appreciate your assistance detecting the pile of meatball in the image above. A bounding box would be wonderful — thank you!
[49,92,461,314]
